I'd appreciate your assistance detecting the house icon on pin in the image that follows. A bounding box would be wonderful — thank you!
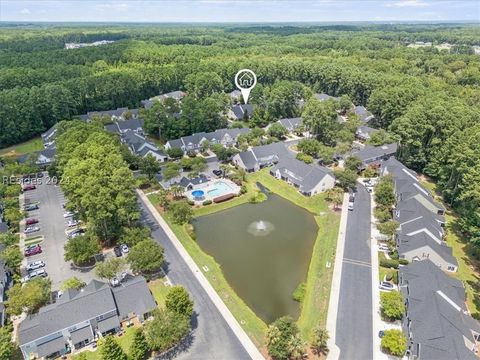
[239,72,254,87]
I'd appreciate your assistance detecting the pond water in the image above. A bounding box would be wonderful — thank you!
[193,193,318,324]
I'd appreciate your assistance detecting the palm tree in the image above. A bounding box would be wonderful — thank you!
[266,324,281,347]
[288,333,306,360]
[170,185,184,200]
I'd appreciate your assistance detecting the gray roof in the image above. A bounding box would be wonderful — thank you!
[352,143,397,163]
[237,150,257,171]
[112,276,157,319]
[355,125,378,139]
[251,142,290,161]
[97,315,120,333]
[70,325,94,344]
[116,118,144,132]
[231,104,254,120]
[17,148,56,165]
[167,127,250,150]
[174,174,209,188]
[278,117,303,131]
[36,336,67,358]
[394,198,445,227]
[314,93,340,101]
[398,214,444,242]
[104,123,120,134]
[166,138,185,149]
[397,232,457,266]
[122,130,165,157]
[18,280,116,344]
[399,260,480,360]
[80,107,129,122]
[354,105,374,122]
[0,222,8,234]
[41,125,57,141]
[271,157,332,193]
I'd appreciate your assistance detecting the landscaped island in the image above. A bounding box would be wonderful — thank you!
[148,169,340,352]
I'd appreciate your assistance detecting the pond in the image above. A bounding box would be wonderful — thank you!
[193,193,318,324]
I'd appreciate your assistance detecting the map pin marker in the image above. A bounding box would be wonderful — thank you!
[235,69,257,104]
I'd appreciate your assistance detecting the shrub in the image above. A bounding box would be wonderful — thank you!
[296,152,313,164]
[381,329,407,356]
[399,259,409,265]
[165,286,194,318]
[380,291,404,321]
[202,200,212,206]
[374,206,392,223]
[292,282,306,302]
[240,184,247,194]
[185,223,196,240]
[266,316,303,360]
[187,200,195,206]
[380,258,399,269]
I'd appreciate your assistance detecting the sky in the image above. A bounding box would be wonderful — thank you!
[0,0,479,23]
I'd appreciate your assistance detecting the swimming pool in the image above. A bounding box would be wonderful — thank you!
[191,190,205,199]
[207,181,234,198]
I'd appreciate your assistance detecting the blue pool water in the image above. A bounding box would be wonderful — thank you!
[192,190,205,198]
[207,181,234,198]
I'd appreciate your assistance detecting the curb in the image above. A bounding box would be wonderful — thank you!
[137,190,265,360]
[326,193,349,360]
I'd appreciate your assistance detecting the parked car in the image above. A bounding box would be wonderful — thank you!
[378,330,385,338]
[24,204,39,211]
[26,260,46,272]
[348,201,354,211]
[24,226,40,234]
[121,244,129,254]
[113,246,122,257]
[378,244,390,252]
[22,185,36,191]
[25,218,39,226]
[379,281,394,291]
[67,219,81,228]
[24,245,42,257]
[213,169,223,176]
[23,269,48,282]
[63,211,75,218]
[67,228,85,239]
[120,271,128,281]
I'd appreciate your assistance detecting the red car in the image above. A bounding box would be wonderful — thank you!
[24,245,42,257]
[23,185,36,191]
[25,218,39,226]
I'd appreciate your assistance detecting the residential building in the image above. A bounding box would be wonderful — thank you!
[141,91,186,109]
[276,117,303,134]
[228,104,254,121]
[78,107,134,122]
[396,232,458,272]
[17,149,56,168]
[0,243,10,327]
[233,142,290,172]
[18,276,156,360]
[121,130,167,162]
[174,174,210,190]
[41,126,57,149]
[399,260,480,359]
[270,157,335,196]
[105,118,145,135]
[355,125,378,141]
[314,93,340,102]
[353,105,375,123]
[229,90,242,101]
[351,143,398,166]
[165,127,250,153]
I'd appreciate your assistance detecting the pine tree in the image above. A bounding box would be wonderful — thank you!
[101,335,127,360]
[129,329,150,360]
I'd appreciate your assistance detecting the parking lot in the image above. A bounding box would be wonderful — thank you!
[21,174,97,290]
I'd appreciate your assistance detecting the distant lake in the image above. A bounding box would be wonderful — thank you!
[193,193,318,324]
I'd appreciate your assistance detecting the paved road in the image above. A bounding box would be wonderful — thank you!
[335,184,373,360]
[22,177,96,290]
[138,198,252,360]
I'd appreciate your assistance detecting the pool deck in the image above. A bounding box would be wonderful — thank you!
[185,178,241,203]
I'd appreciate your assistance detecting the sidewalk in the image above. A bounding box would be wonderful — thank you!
[326,193,349,360]
[137,190,265,360]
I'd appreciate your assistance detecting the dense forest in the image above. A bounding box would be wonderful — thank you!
[0,23,479,249]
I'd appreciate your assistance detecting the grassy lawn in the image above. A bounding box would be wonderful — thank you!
[0,137,44,157]
[148,168,341,348]
[148,277,171,308]
[420,178,480,317]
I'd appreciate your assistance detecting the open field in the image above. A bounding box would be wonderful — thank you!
[149,168,340,347]
[420,178,480,317]
[0,137,43,157]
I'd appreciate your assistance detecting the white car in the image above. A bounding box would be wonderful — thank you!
[24,226,40,234]
[348,201,354,211]
[63,211,75,218]
[23,268,48,282]
[378,244,390,252]
[121,244,129,254]
[379,281,394,291]
[67,219,81,228]
[26,260,45,272]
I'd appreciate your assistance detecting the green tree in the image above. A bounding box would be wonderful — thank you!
[60,277,86,291]
[120,226,151,248]
[129,329,150,360]
[170,201,193,225]
[144,308,190,352]
[333,169,357,191]
[288,333,306,360]
[266,316,299,360]
[165,285,194,318]
[325,187,344,210]
[64,234,100,265]
[127,239,164,274]
[380,291,405,320]
[344,156,362,172]
[268,123,288,139]
[381,329,407,356]
[0,327,15,360]
[377,221,400,239]
[297,138,321,157]
[166,147,184,160]
[6,278,51,315]
[296,153,313,164]
[0,246,22,272]
[95,258,127,280]
[101,335,127,360]
[139,154,161,181]
[162,162,181,182]
[303,98,339,145]
[310,326,329,355]
[374,176,396,208]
